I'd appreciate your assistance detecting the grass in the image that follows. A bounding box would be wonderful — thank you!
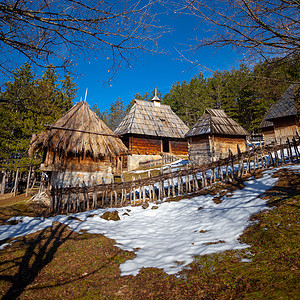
[0,167,299,299]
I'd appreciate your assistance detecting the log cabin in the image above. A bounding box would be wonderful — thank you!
[185,108,249,164]
[258,118,275,145]
[264,84,299,143]
[114,89,189,170]
[29,101,128,187]
[258,104,276,145]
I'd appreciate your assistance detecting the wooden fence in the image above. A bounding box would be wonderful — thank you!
[138,153,181,168]
[51,136,300,214]
[0,164,41,197]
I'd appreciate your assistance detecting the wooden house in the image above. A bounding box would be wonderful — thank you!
[258,104,275,145]
[29,101,128,187]
[264,84,299,143]
[114,89,189,170]
[185,109,249,164]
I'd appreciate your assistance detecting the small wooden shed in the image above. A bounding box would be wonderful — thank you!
[264,84,299,143]
[29,101,128,187]
[185,108,249,164]
[258,104,276,145]
[115,89,189,169]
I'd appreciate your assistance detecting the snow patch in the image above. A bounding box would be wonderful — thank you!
[0,164,299,276]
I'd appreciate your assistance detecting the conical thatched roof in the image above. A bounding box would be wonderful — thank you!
[185,108,249,137]
[265,84,298,121]
[114,100,189,138]
[29,102,127,158]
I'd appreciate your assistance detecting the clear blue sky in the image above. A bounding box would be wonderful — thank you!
[73,9,242,112]
[3,5,242,112]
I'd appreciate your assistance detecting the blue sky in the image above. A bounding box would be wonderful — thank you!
[2,3,242,112]
[73,9,242,112]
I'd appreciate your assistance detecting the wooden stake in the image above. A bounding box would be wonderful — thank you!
[92,181,97,209]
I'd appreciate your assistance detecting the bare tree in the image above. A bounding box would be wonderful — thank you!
[177,0,300,62]
[0,0,162,76]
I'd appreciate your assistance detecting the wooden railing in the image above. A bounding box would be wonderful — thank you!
[138,153,181,168]
[51,136,300,214]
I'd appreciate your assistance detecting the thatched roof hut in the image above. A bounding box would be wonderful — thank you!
[185,109,249,164]
[29,101,127,186]
[30,101,127,158]
[264,84,299,142]
[115,89,189,169]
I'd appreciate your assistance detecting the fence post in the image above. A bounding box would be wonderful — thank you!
[210,167,214,185]
[92,180,97,209]
[237,144,242,177]
[193,171,199,191]
[225,161,229,180]
[229,149,234,180]
[120,173,125,206]
[148,171,152,200]
[110,177,114,207]
[50,185,55,212]
[177,175,182,195]
[292,137,300,160]
[171,174,175,196]
[132,176,136,205]
[219,164,223,181]
[287,138,293,162]
[201,170,206,188]
[138,175,142,203]
[66,184,71,213]
[168,166,172,197]
[142,184,146,203]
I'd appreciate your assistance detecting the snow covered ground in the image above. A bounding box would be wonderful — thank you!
[0,164,299,276]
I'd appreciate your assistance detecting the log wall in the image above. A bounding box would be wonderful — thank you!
[130,136,162,155]
[125,134,188,156]
[170,139,188,155]
[188,135,247,164]
[262,128,276,145]
[273,116,299,142]
[41,150,113,172]
[212,136,247,160]
[188,135,212,164]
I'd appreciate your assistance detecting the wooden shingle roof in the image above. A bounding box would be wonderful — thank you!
[29,102,128,158]
[265,84,298,121]
[185,108,249,137]
[114,100,189,138]
[259,104,275,129]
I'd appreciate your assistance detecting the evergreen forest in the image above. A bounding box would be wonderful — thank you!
[94,56,300,133]
[1,56,299,169]
[0,63,77,169]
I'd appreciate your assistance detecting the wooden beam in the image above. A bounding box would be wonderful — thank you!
[45,125,120,137]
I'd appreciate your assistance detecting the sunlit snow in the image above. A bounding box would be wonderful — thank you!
[0,164,299,276]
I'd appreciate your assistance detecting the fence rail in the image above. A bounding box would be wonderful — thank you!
[138,153,180,168]
[51,136,300,214]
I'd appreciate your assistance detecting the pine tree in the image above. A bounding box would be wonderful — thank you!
[0,63,77,168]
[108,97,126,131]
